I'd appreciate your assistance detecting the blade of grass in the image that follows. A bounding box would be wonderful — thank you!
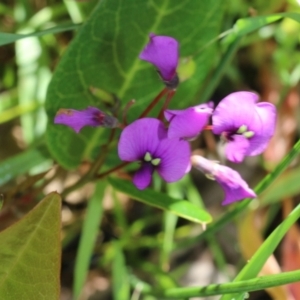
[220,202,300,300]
[155,269,300,298]
[141,203,300,298]
[0,102,40,124]
[73,181,106,299]
[0,23,80,46]
[112,241,130,300]
[160,212,177,272]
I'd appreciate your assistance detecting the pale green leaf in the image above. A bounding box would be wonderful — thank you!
[0,192,61,300]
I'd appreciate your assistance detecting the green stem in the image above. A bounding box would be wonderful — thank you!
[177,138,300,249]
[158,90,176,120]
[95,161,130,179]
[155,269,300,298]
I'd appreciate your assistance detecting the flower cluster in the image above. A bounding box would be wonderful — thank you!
[53,33,277,205]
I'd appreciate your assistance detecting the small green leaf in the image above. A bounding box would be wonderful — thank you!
[224,12,300,45]
[73,181,106,299]
[108,177,212,224]
[0,192,61,300]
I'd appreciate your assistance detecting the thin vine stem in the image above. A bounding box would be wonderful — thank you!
[158,89,176,120]
[138,87,168,118]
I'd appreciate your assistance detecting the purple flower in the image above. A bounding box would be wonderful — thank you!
[212,92,276,163]
[139,33,179,89]
[164,102,214,139]
[54,106,118,133]
[191,155,256,205]
[118,118,191,190]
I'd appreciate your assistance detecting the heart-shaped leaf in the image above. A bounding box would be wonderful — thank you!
[45,0,224,168]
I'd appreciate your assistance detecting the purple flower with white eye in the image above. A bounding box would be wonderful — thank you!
[118,118,191,190]
[212,92,276,163]
[54,106,118,133]
[165,102,214,140]
[191,155,256,205]
[139,33,179,89]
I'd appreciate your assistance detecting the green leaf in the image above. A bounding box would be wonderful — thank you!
[0,145,51,186]
[108,177,212,224]
[224,12,300,45]
[0,23,80,46]
[0,192,61,300]
[220,203,300,300]
[112,242,130,300]
[73,181,106,299]
[45,0,224,168]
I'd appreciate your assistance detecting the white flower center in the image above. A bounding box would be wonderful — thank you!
[143,152,161,166]
[237,125,255,138]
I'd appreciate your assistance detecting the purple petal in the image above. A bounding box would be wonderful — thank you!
[191,155,256,205]
[212,92,259,135]
[139,33,179,81]
[165,104,213,139]
[214,165,256,205]
[133,163,154,190]
[190,155,215,175]
[118,118,167,162]
[246,102,277,156]
[155,138,191,182]
[54,107,118,133]
[225,135,250,163]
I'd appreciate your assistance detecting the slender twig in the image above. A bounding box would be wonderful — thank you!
[138,88,168,118]
[204,125,213,130]
[95,161,130,179]
[158,90,176,120]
